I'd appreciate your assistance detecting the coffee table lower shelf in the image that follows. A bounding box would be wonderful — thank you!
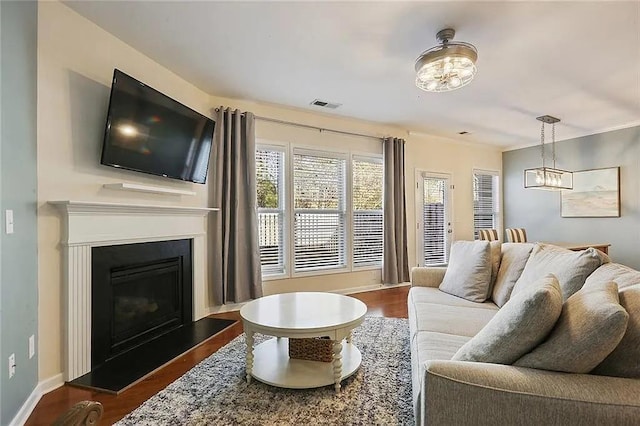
[251,337,362,389]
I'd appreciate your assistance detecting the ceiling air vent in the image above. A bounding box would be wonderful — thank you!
[310,99,342,109]
[458,131,470,135]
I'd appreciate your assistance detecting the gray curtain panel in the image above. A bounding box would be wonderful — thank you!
[209,107,263,305]
[383,137,410,284]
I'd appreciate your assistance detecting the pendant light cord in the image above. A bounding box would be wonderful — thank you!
[540,122,559,170]
[540,122,546,169]
[552,123,556,169]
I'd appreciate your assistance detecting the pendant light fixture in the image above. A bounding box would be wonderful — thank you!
[524,115,573,190]
[415,28,478,92]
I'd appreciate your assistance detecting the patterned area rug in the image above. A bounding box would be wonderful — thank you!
[116,316,413,425]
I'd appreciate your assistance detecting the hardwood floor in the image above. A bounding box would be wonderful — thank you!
[26,285,410,425]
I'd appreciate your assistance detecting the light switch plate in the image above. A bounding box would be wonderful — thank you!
[29,335,35,359]
[5,210,14,234]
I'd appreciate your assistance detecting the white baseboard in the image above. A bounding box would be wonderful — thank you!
[9,373,64,426]
[207,300,247,315]
[335,282,410,295]
[38,373,64,394]
[207,282,410,315]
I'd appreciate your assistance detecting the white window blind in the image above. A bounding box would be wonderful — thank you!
[473,171,499,239]
[256,148,285,275]
[352,157,383,267]
[423,176,447,266]
[293,151,347,272]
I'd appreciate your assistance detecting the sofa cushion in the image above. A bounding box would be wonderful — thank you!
[451,274,563,364]
[515,281,628,373]
[492,243,535,307]
[410,302,498,338]
[410,331,471,406]
[409,286,499,310]
[585,262,640,290]
[439,240,492,302]
[585,263,640,378]
[512,244,603,301]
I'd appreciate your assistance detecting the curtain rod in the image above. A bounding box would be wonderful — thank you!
[214,108,384,141]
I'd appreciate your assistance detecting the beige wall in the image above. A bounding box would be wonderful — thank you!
[37,2,213,381]
[404,134,502,268]
[37,1,501,381]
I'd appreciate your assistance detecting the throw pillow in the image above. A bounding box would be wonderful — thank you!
[439,240,491,303]
[512,244,603,301]
[515,281,628,373]
[491,243,535,307]
[585,263,640,378]
[451,274,562,364]
[488,241,502,292]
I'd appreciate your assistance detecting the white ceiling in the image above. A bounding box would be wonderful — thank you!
[64,1,640,149]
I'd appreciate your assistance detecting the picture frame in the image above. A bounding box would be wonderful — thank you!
[561,167,620,218]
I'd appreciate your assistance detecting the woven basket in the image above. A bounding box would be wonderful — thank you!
[288,337,333,362]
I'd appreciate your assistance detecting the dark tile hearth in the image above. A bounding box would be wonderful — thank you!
[69,317,236,394]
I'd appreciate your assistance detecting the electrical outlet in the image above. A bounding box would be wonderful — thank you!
[29,335,35,359]
[9,353,15,378]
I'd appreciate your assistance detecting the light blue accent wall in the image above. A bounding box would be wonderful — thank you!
[503,126,640,269]
[0,1,39,424]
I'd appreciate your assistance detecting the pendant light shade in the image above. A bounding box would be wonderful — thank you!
[415,28,478,92]
[524,115,573,190]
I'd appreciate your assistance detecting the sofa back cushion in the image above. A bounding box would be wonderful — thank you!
[451,274,563,364]
[492,243,535,307]
[439,241,491,303]
[489,241,502,291]
[512,244,604,301]
[585,263,640,378]
[514,281,628,373]
[585,262,640,290]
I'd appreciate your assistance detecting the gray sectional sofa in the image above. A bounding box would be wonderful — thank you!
[409,242,640,425]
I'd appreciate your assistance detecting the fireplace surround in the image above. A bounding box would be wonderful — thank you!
[51,201,217,381]
[91,239,193,368]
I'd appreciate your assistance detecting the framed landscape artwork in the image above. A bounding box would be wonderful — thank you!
[561,167,620,217]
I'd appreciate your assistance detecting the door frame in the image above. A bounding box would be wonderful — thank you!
[415,169,454,267]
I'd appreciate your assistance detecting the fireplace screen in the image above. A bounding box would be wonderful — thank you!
[92,239,192,367]
[112,259,181,352]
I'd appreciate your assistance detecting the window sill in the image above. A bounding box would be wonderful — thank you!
[261,265,386,281]
[353,265,382,272]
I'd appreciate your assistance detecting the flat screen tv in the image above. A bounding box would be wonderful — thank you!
[101,69,215,184]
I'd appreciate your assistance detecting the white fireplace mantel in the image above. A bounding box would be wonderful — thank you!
[50,200,217,381]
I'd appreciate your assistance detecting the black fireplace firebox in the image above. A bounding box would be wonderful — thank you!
[91,239,192,368]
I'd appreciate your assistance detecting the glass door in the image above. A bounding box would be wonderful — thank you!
[416,171,452,266]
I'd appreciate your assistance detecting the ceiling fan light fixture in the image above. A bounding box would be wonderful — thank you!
[415,28,478,93]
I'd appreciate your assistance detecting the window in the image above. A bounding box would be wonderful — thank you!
[473,170,500,239]
[256,147,286,275]
[352,156,383,268]
[256,143,383,278]
[417,172,452,266]
[293,150,347,272]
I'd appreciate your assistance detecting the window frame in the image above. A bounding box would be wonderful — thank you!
[256,140,384,279]
[472,169,501,241]
[256,142,289,281]
[290,146,350,277]
[415,170,453,267]
[351,153,384,271]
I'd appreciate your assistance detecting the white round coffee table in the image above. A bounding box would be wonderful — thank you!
[240,292,367,393]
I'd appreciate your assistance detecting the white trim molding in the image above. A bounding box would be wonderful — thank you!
[50,201,217,381]
[8,374,64,426]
